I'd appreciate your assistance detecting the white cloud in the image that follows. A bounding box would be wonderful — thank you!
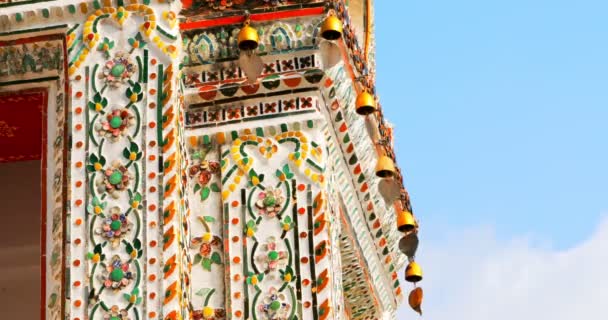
[396,215,608,319]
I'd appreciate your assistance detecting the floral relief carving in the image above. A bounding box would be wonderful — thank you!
[95,108,136,141]
[256,237,288,273]
[103,305,130,320]
[255,188,285,218]
[188,145,222,201]
[101,52,137,88]
[99,255,135,291]
[97,160,133,199]
[94,206,133,248]
[193,288,226,320]
[257,287,291,320]
[191,230,223,271]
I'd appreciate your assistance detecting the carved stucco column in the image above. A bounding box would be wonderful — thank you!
[183,106,340,320]
[64,1,186,320]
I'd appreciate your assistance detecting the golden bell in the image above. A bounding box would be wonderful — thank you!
[375,156,395,178]
[405,261,423,283]
[355,91,376,115]
[397,210,416,232]
[320,15,343,41]
[238,23,259,51]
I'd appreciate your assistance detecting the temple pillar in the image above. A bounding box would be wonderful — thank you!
[63,2,185,320]
[182,99,341,319]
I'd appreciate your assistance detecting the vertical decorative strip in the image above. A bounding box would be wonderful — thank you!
[184,138,225,318]
[68,62,88,320]
[160,62,183,320]
[144,57,162,320]
[60,3,182,320]
[307,185,320,320]
[291,179,304,320]
[221,147,244,319]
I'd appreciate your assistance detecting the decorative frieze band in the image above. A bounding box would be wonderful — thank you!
[186,94,320,129]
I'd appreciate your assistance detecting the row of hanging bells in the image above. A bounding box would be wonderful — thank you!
[237,11,424,316]
[236,12,344,84]
[372,104,423,316]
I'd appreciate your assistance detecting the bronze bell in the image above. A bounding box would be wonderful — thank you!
[355,91,377,115]
[405,261,423,283]
[408,287,423,315]
[399,232,419,258]
[320,14,343,41]
[238,22,259,51]
[397,210,416,232]
[375,156,396,178]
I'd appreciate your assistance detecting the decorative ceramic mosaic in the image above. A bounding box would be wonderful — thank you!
[185,69,324,107]
[182,18,322,65]
[186,94,319,128]
[184,52,321,88]
[0,40,63,79]
[184,119,335,320]
[0,0,417,319]
[181,0,325,15]
[64,1,183,320]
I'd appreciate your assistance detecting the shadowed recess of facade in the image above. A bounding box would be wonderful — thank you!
[0,0,423,319]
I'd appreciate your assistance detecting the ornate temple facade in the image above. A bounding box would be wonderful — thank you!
[0,0,422,319]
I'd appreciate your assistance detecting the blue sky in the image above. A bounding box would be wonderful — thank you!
[373,1,608,318]
[375,0,608,249]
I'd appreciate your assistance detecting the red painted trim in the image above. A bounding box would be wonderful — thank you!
[0,89,49,319]
[39,88,49,320]
[180,7,324,30]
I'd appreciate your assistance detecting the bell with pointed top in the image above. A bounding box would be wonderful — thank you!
[399,232,419,258]
[356,91,377,115]
[397,210,416,232]
[320,14,343,41]
[375,156,396,178]
[238,22,259,51]
[405,261,423,283]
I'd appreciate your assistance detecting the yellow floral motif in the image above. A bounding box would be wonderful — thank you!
[258,139,278,159]
[71,4,177,75]
[113,7,129,26]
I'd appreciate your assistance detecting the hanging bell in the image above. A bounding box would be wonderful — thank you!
[320,14,343,41]
[408,287,423,315]
[375,156,396,178]
[398,232,419,258]
[397,210,416,232]
[355,91,377,115]
[238,22,259,51]
[405,261,423,283]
